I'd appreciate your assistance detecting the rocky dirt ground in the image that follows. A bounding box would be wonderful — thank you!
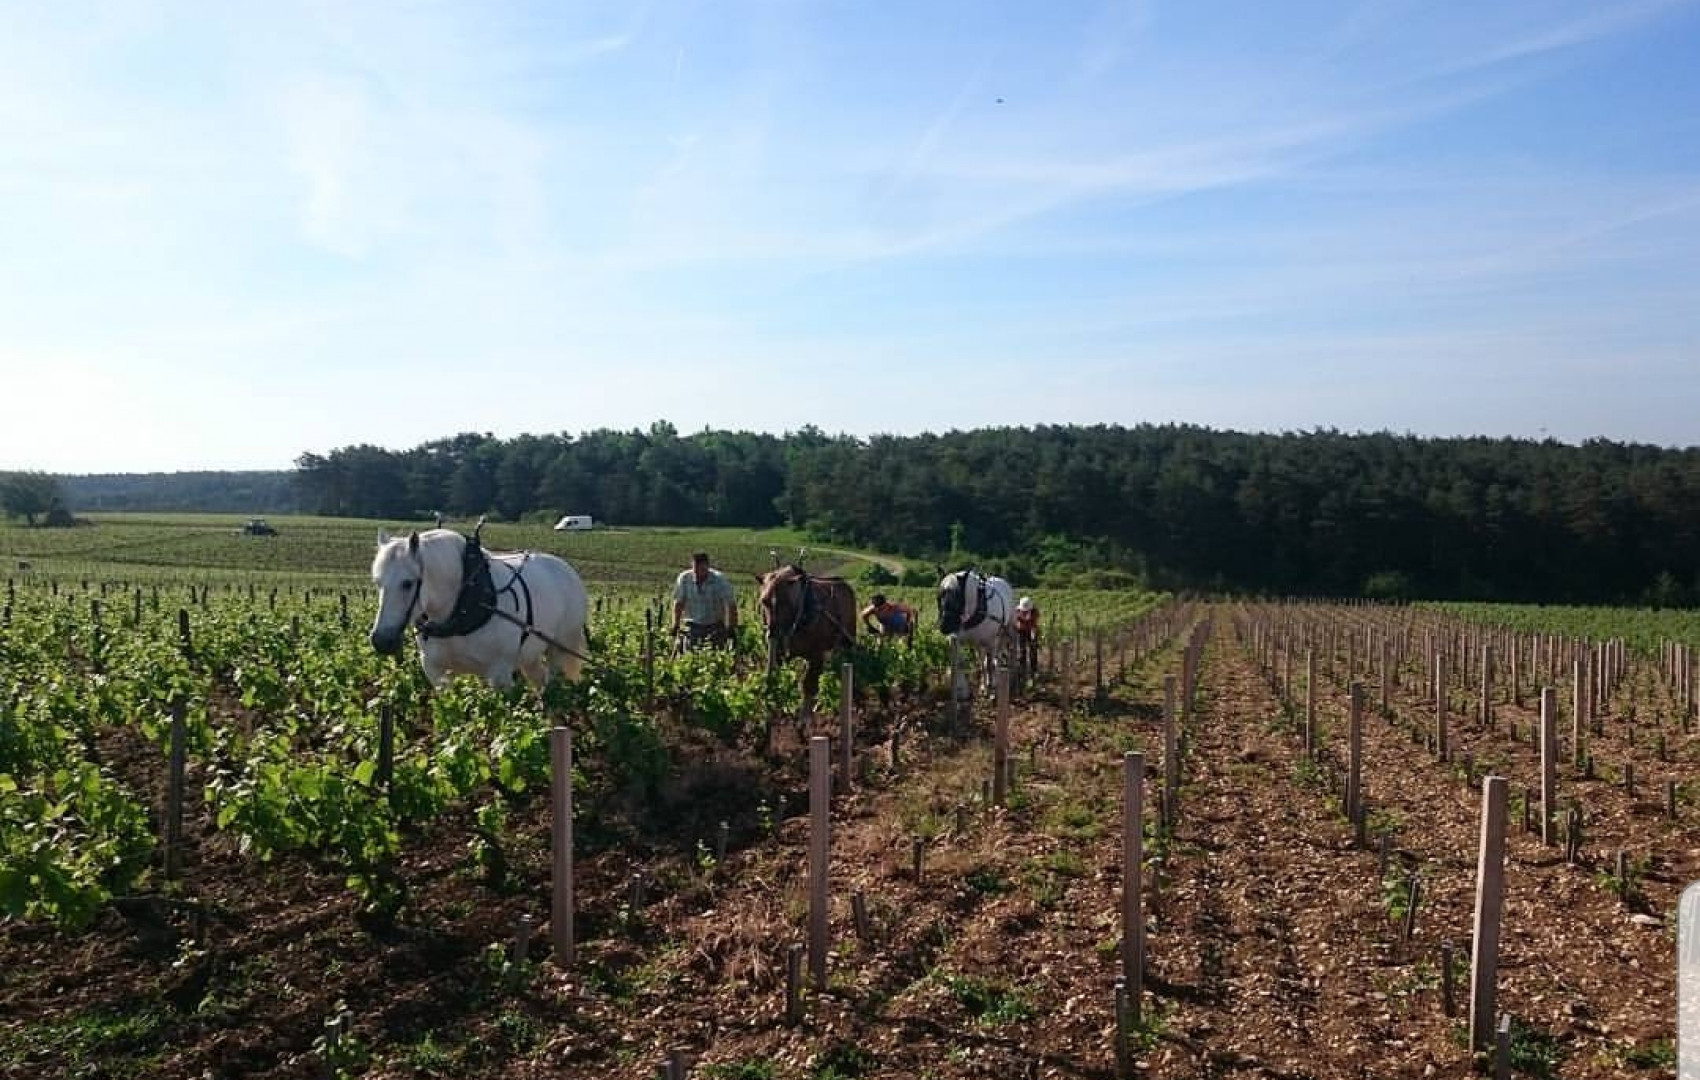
[1,611,1689,1079]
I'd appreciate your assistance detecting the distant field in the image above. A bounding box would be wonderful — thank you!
[0,514,894,591]
[7,518,1692,648]
[0,514,1173,631]
[1423,600,1700,651]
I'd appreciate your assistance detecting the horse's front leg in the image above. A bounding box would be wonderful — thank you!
[797,659,821,732]
[949,636,972,701]
[419,643,451,689]
[514,639,549,688]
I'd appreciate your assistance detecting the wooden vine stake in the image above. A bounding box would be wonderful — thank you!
[1434,653,1449,761]
[643,608,655,708]
[164,697,187,880]
[1380,637,1392,717]
[1163,675,1179,827]
[1540,687,1558,845]
[1572,659,1587,769]
[1094,628,1105,706]
[377,703,395,797]
[993,668,1010,806]
[1121,752,1145,1025]
[785,943,803,1025]
[809,736,831,990]
[1304,648,1317,759]
[550,727,575,968]
[1403,875,1422,942]
[1479,645,1493,730]
[1348,680,1364,847]
[1114,977,1131,1079]
[839,663,855,793]
[1469,776,1509,1054]
[508,915,534,989]
[1060,641,1074,740]
[1510,638,1521,708]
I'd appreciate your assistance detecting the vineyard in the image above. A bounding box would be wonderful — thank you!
[1,516,1696,1079]
[0,515,890,588]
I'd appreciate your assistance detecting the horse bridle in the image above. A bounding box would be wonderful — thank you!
[763,570,807,645]
[938,570,968,625]
[387,552,426,632]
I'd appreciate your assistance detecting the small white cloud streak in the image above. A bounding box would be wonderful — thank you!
[1449,0,1697,75]
[280,76,394,258]
[1074,0,1154,85]
[865,59,992,217]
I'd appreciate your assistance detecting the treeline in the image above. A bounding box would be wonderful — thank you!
[63,472,303,514]
[292,423,1700,606]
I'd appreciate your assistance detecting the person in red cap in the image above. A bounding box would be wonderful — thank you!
[1014,595,1040,677]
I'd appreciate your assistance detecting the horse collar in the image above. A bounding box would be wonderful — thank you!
[778,569,816,637]
[958,571,990,632]
[420,534,500,639]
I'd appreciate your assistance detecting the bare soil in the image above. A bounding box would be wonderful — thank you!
[1,617,1688,1079]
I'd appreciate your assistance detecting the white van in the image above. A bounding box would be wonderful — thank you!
[553,514,594,531]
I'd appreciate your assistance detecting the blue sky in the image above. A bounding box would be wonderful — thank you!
[2,0,1698,473]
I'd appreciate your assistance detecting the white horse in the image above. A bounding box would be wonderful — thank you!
[369,528,590,689]
[936,568,1016,696]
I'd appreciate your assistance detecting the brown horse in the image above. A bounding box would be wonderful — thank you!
[755,564,858,721]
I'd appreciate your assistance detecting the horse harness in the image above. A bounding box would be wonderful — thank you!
[417,530,592,664]
[951,570,999,632]
[771,567,855,649]
[419,529,506,639]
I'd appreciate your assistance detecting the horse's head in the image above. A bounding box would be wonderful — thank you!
[936,570,970,635]
[369,529,461,655]
[756,564,809,668]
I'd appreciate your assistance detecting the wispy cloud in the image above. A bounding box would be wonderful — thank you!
[1074,0,1153,85]
[865,60,993,220]
[280,76,398,258]
[1449,0,1696,75]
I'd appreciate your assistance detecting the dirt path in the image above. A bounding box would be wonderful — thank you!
[1158,616,1684,1080]
[1150,633,1447,1079]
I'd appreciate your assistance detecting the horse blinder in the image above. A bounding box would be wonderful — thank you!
[937,578,963,634]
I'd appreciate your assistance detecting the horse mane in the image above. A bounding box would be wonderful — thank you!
[372,529,470,612]
[417,529,469,585]
[768,563,850,586]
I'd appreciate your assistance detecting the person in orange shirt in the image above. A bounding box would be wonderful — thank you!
[860,593,915,644]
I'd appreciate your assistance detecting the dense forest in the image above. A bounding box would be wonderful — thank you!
[62,472,303,514]
[284,423,1700,606]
